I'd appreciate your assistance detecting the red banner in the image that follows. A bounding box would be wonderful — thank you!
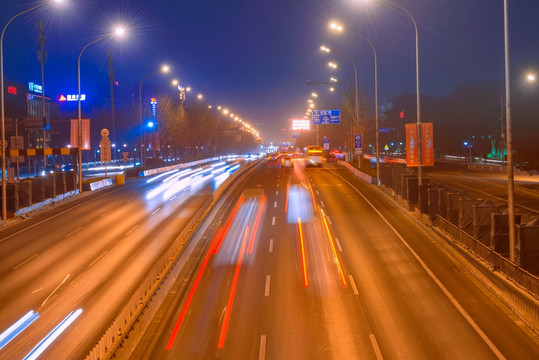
[421,122,434,166]
[406,123,435,167]
[405,123,418,167]
[70,119,91,150]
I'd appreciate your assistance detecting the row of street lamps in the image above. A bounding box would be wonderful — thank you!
[312,0,517,262]
[0,0,260,222]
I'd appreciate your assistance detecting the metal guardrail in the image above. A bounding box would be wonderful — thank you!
[85,158,260,360]
[436,214,539,296]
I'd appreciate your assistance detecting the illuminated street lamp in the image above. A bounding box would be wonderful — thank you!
[321,45,360,167]
[330,21,380,185]
[364,2,422,183]
[77,26,126,192]
[197,94,203,100]
[526,73,536,82]
[139,64,169,169]
[0,0,65,220]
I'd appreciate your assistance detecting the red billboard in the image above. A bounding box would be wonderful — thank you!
[70,119,91,150]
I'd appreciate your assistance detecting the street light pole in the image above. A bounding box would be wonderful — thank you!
[391,3,422,184]
[503,0,516,262]
[77,35,109,193]
[341,29,379,185]
[1,1,50,221]
[322,48,359,166]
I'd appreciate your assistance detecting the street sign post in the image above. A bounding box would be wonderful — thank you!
[323,136,329,150]
[312,110,340,125]
[354,134,362,154]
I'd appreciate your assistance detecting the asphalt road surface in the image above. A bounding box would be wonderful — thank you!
[136,158,539,360]
[0,159,244,359]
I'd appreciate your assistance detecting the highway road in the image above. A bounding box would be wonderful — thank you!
[0,159,244,359]
[425,165,539,223]
[134,158,539,359]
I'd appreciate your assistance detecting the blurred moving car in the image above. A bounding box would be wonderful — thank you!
[281,155,293,168]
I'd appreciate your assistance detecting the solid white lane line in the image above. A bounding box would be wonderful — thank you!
[335,172,507,360]
[274,201,277,208]
[348,275,359,295]
[369,334,384,360]
[269,239,274,253]
[169,195,177,201]
[335,237,343,252]
[259,335,267,360]
[326,216,332,225]
[100,210,112,218]
[275,191,278,196]
[41,274,70,307]
[272,217,276,225]
[320,200,325,208]
[13,253,39,270]
[151,208,161,215]
[265,275,271,296]
[88,251,108,268]
[125,225,139,236]
[64,227,82,238]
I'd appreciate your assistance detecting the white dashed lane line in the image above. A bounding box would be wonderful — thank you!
[265,275,271,296]
[320,201,325,208]
[348,275,359,295]
[272,217,276,225]
[13,253,38,270]
[269,239,274,252]
[64,226,82,238]
[335,237,343,252]
[274,201,277,208]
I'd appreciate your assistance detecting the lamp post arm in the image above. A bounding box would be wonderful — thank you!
[349,31,380,184]
[77,35,110,192]
[385,1,422,183]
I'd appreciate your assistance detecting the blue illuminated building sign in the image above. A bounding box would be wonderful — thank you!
[28,82,43,94]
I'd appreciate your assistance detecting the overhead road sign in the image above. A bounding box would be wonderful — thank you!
[312,110,340,125]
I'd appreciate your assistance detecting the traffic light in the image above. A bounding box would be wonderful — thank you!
[400,111,404,119]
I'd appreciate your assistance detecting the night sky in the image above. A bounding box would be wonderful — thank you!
[2,0,539,143]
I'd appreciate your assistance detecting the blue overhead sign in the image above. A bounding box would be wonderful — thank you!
[379,128,390,133]
[312,110,340,125]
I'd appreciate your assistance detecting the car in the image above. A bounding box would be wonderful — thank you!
[281,155,293,168]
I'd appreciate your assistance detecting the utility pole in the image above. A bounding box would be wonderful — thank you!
[36,19,47,167]
[108,49,116,161]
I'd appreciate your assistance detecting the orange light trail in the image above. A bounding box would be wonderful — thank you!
[297,217,309,287]
[285,183,289,213]
[218,225,249,348]
[165,227,221,350]
[213,195,244,254]
[308,182,316,212]
[247,196,266,253]
[322,213,347,287]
